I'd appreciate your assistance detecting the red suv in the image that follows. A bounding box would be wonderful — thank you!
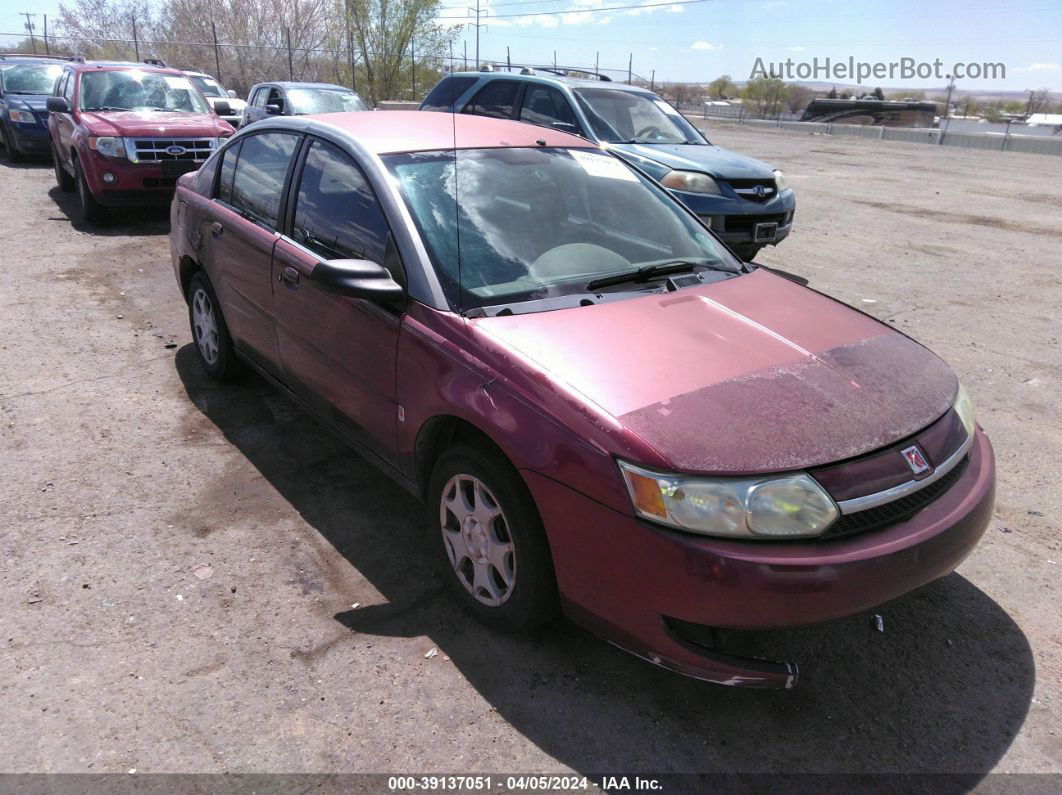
[47,59,234,223]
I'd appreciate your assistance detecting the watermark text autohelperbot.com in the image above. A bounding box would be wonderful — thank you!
[750,56,1006,84]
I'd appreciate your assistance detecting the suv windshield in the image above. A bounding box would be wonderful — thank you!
[0,62,63,95]
[79,70,210,113]
[574,88,702,144]
[385,147,738,312]
[287,88,367,114]
[189,74,225,98]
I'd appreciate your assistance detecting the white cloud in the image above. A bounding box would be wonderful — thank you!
[691,41,721,51]
[789,46,806,52]
[1029,63,1061,72]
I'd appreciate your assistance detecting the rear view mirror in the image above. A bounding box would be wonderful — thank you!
[266,103,282,115]
[213,100,231,116]
[311,259,404,300]
[46,96,71,113]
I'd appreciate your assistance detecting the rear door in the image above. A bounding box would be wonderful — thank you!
[202,130,301,370]
[271,137,403,462]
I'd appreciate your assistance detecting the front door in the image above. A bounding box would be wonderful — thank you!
[272,138,403,462]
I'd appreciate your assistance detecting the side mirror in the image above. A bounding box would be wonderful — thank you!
[213,100,231,116]
[227,89,237,99]
[311,259,404,300]
[47,96,71,113]
[265,103,282,115]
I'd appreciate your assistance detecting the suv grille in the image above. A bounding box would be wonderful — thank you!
[131,138,214,162]
[821,455,970,540]
[726,178,777,203]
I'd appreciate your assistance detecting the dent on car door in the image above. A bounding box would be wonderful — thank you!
[271,138,403,462]
[205,131,300,370]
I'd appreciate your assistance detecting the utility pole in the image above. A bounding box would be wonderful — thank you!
[650,69,655,93]
[285,26,294,80]
[463,40,467,71]
[131,13,140,61]
[466,0,485,68]
[349,17,357,90]
[506,46,511,72]
[627,53,632,84]
[939,74,955,144]
[19,12,37,54]
[210,20,222,83]
[553,51,557,69]
[595,51,599,74]
[43,14,49,55]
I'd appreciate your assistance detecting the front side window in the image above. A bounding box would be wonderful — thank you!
[251,87,268,108]
[574,88,701,144]
[464,81,519,119]
[519,85,579,132]
[78,69,211,113]
[0,63,63,95]
[227,133,299,228]
[63,71,76,102]
[286,88,367,114]
[292,140,389,263]
[385,147,737,311]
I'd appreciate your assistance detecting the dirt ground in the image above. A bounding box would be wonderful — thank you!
[1,124,1060,783]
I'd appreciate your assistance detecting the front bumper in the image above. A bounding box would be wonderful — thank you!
[80,151,205,206]
[675,187,796,247]
[6,122,51,155]
[525,427,995,688]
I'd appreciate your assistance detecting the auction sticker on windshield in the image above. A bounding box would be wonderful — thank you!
[569,150,638,182]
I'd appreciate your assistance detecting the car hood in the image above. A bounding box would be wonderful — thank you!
[79,110,231,137]
[609,141,776,179]
[471,269,958,474]
[7,94,50,112]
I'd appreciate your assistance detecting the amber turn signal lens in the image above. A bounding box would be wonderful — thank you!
[624,470,667,518]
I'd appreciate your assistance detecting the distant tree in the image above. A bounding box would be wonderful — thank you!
[872,86,885,100]
[1026,87,1053,116]
[670,82,695,104]
[743,76,788,118]
[785,84,813,113]
[707,74,736,99]
[887,90,925,101]
[839,90,851,99]
[827,86,838,99]
[1002,99,1024,114]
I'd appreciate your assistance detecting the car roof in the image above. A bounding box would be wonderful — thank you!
[301,110,596,154]
[71,61,184,75]
[252,81,354,91]
[447,70,655,94]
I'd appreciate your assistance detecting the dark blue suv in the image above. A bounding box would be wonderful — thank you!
[421,69,796,261]
[0,55,67,161]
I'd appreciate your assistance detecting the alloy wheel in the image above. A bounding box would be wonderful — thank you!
[439,474,516,607]
[191,287,220,365]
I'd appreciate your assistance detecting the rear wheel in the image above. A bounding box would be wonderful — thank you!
[52,144,74,191]
[187,271,243,381]
[429,442,559,632]
[74,158,107,224]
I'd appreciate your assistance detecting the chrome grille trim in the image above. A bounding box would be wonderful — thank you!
[836,431,975,515]
[125,137,216,163]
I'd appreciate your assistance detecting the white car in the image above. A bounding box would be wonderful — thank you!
[183,70,246,128]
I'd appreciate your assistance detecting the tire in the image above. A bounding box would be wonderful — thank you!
[731,243,763,262]
[52,143,74,191]
[187,271,243,381]
[429,442,559,632]
[74,158,107,224]
[2,124,24,162]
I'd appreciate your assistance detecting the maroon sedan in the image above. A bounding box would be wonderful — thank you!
[170,111,994,688]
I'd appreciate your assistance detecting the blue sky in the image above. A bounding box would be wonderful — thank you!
[3,0,1060,90]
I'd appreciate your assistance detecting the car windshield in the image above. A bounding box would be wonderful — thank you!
[287,88,367,114]
[189,75,225,98]
[79,70,210,113]
[384,147,738,312]
[0,62,63,95]
[574,88,702,144]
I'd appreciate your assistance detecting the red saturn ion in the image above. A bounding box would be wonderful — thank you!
[170,111,995,688]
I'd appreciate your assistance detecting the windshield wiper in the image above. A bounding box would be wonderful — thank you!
[586,259,734,292]
[82,106,130,112]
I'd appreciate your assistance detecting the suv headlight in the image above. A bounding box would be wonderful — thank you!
[954,383,976,437]
[773,169,788,191]
[619,461,839,539]
[660,169,721,194]
[9,109,36,124]
[89,136,126,159]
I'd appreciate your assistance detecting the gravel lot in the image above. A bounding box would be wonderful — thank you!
[1,124,1060,783]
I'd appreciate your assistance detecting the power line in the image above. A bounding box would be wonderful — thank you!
[437,0,714,21]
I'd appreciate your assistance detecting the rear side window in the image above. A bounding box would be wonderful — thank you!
[464,80,520,119]
[292,140,390,264]
[215,140,241,203]
[228,132,299,228]
[421,76,478,111]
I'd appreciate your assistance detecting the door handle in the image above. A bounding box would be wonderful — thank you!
[278,265,300,289]
[210,221,223,239]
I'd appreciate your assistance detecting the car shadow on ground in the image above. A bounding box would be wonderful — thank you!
[175,344,1033,782]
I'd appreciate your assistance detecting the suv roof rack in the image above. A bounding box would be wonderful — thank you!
[143,57,167,67]
[0,53,82,62]
[531,66,612,82]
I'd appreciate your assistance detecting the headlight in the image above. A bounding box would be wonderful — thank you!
[953,383,976,437]
[9,109,36,124]
[88,136,126,159]
[773,169,788,192]
[618,461,839,539]
[660,169,721,194]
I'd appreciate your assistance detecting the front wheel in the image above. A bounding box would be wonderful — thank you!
[2,124,24,162]
[429,443,559,632]
[74,159,107,224]
[52,144,74,191]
